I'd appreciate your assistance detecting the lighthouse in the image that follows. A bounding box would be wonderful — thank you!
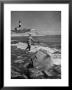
[19,20,21,28]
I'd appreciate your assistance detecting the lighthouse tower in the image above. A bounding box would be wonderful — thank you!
[19,20,21,28]
[14,20,22,31]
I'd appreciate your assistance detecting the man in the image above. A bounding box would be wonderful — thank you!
[26,33,33,51]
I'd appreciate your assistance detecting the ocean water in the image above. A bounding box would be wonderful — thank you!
[11,35,61,49]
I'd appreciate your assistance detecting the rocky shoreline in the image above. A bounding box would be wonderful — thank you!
[11,42,61,79]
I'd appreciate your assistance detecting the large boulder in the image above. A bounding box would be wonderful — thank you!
[33,49,53,71]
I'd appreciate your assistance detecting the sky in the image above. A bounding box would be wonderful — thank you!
[11,11,61,35]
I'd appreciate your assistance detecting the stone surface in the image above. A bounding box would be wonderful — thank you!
[29,68,44,79]
[33,49,53,71]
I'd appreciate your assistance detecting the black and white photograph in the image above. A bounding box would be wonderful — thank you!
[0,0,70,88]
[11,11,61,79]
[4,4,69,86]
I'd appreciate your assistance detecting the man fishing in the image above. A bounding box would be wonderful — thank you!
[26,33,33,51]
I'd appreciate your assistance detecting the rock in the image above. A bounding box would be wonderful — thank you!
[33,49,53,71]
[11,54,17,63]
[14,59,24,63]
[29,68,44,79]
[11,70,28,79]
[23,62,31,68]
[11,65,21,72]
[11,69,21,78]
[22,74,28,79]
[52,65,61,74]
[47,65,61,78]
[53,51,61,54]
[11,65,28,79]
[42,70,53,77]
